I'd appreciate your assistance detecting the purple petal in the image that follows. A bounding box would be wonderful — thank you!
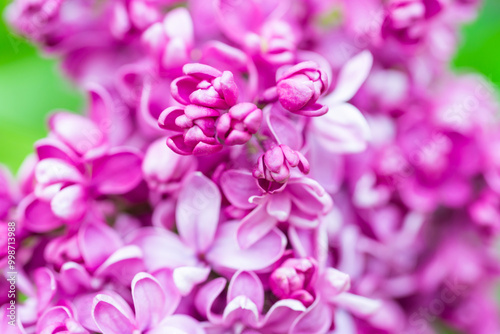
[59,262,92,295]
[94,245,146,286]
[265,109,303,150]
[171,76,199,105]
[163,7,194,43]
[220,170,261,210]
[227,271,264,312]
[49,112,106,156]
[183,63,222,80]
[167,135,195,155]
[78,222,123,271]
[222,295,260,328]
[35,138,79,163]
[330,292,381,318]
[173,266,211,296]
[36,306,71,334]
[176,172,221,253]
[312,103,371,154]
[294,103,328,117]
[128,227,198,270]
[261,299,306,333]
[91,149,143,195]
[215,0,262,44]
[34,268,57,313]
[287,178,333,216]
[50,184,87,221]
[195,277,226,324]
[327,50,373,104]
[20,195,64,233]
[289,297,332,334]
[35,158,84,186]
[266,191,292,221]
[132,272,168,331]
[149,315,204,334]
[237,204,278,249]
[158,106,186,132]
[207,222,286,271]
[92,294,136,334]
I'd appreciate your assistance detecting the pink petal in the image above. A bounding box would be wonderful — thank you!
[288,227,317,259]
[207,222,286,271]
[215,0,262,44]
[167,134,195,155]
[49,112,106,156]
[149,315,204,334]
[36,306,72,333]
[50,184,87,221]
[58,262,92,295]
[260,299,306,333]
[94,245,146,286]
[320,268,351,297]
[220,170,260,210]
[34,268,57,313]
[20,195,64,233]
[91,149,143,195]
[177,172,221,253]
[266,191,292,221]
[183,63,222,80]
[164,7,194,43]
[78,222,123,272]
[150,268,182,316]
[326,51,373,104]
[35,158,84,186]
[313,103,371,154]
[195,277,227,324]
[289,297,332,334]
[227,271,264,312]
[132,272,168,330]
[173,266,211,296]
[222,296,260,328]
[128,227,198,270]
[171,76,199,105]
[237,204,278,249]
[158,106,186,132]
[287,178,333,216]
[92,294,136,334]
[35,138,78,163]
[330,292,381,318]
[265,109,303,150]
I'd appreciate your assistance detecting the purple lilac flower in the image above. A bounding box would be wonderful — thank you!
[4,0,500,333]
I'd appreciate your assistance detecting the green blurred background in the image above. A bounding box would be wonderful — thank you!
[1,0,500,174]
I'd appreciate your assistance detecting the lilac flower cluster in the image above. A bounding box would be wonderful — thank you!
[2,0,499,333]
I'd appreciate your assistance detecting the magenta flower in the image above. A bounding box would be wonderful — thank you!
[142,137,197,193]
[4,0,500,332]
[158,104,223,155]
[269,257,319,307]
[265,61,330,117]
[129,173,286,277]
[382,0,443,44]
[92,272,204,334]
[253,144,310,192]
[171,63,239,109]
[141,7,193,70]
[196,270,307,333]
[19,112,142,232]
[216,102,263,145]
[220,170,332,248]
